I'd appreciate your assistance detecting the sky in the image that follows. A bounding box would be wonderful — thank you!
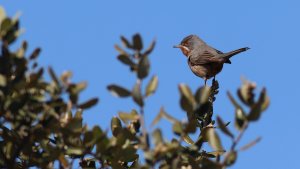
[2,0,300,168]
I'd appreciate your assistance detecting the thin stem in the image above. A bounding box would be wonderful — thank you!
[230,121,249,151]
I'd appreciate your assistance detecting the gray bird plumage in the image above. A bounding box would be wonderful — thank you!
[174,35,250,85]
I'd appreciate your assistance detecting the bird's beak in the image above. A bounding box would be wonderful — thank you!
[173,45,182,48]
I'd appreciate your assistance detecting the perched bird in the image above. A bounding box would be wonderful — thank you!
[174,35,250,85]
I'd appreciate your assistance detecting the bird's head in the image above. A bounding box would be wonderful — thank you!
[173,34,204,57]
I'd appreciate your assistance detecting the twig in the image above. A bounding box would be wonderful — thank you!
[230,122,248,151]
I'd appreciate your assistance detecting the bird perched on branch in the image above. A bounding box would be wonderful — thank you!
[174,35,250,85]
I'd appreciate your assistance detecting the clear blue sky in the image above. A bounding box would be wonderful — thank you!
[2,1,300,168]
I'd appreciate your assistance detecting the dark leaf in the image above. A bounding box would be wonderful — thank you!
[48,66,60,86]
[107,84,131,97]
[117,54,135,67]
[120,35,133,48]
[29,48,41,60]
[144,39,156,56]
[133,33,143,50]
[247,88,270,121]
[111,117,122,137]
[237,79,256,106]
[137,55,150,79]
[216,116,234,139]
[78,98,98,109]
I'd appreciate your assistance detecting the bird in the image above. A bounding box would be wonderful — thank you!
[174,35,250,85]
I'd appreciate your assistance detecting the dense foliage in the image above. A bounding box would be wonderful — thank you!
[0,7,269,169]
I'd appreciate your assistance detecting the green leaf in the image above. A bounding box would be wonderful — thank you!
[133,33,143,50]
[145,75,158,97]
[179,84,196,112]
[206,128,223,151]
[216,116,234,139]
[111,117,122,137]
[0,18,11,32]
[78,98,98,109]
[132,81,144,107]
[137,55,150,79]
[107,84,131,97]
[247,88,269,121]
[224,151,237,166]
[0,74,6,87]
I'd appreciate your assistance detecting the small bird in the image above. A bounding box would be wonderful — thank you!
[174,35,250,85]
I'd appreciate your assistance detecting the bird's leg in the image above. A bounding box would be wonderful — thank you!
[212,76,216,83]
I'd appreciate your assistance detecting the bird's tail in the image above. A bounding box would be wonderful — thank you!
[222,47,250,60]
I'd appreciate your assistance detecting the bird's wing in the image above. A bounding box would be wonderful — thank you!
[211,46,232,64]
[189,50,223,65]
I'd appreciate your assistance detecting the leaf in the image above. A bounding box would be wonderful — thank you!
[117,54,135,67]
[235,108,247,130]
[247,88,270,121]
[16,41,28,58]
[206,128,223,151]
[227,91,243,110]
[152,129,164,146]
[114,44,128,55]
[48,66,60,86]
[132,81,144,107]
[133,33,143,50]
[118,110,139,124]
[224,151,237,166]
[194,86,211,105]
[78,98,98,109]
[237,79,256,106]
[216,116,234,139]
[107,84,131,97]
[0,6,6,23]
[29,47,41,60]
[239,137,261,151]
[137,55,150,79]
[120,35,133,48]
[172,122,183,136]
[144,39,156,56]
[111,117,122,137]
[66,148,83,156]
[145,75,158,97]
[179,84,196,112]
[0,74,6,87]
[182,135,194,145]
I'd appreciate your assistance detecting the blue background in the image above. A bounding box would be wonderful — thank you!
[2,1,300,168]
